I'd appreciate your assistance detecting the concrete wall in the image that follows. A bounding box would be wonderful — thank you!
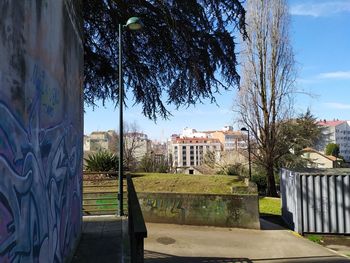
[0,0,83,262]
[137,193,260,229]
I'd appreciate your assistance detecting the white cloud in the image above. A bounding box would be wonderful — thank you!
[324,102,350,110]
[290,1,350,17]
[318,71,350,79]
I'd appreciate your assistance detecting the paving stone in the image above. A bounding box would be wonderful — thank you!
[72,216,123,263]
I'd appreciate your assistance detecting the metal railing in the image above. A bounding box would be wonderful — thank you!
[83,172,127,215]
[127,176,147,263]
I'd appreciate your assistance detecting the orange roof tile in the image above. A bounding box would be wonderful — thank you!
[317,120,345,127]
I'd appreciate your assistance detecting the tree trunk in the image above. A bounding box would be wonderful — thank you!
[266,165,278,197]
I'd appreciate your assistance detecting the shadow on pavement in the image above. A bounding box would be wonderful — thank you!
[260,215,289,231]
[72,217,122,263]
[145,251,350,263]
[145,250,252,263]
[252,255,350,262]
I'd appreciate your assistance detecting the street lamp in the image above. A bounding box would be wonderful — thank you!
[241,127,252,180]
[118,17,143,216]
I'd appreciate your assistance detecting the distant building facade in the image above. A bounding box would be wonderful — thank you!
[84,130,117,153]
[151,141,168,165]
[316,120,350,161]
[301,147,341,168]
[168,128,223,173]
[124,132,151,161]
[209,125,246,151]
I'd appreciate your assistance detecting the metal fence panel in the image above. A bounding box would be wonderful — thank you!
[345,175,350,232]
[281,168,350,234]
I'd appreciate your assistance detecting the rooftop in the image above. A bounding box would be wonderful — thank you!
[317,120,346,127]
[173,137,221,144]
[301,147,340,162]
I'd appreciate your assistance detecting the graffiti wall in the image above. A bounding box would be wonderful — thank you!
[0,0,83,262]
[138,192,260,229]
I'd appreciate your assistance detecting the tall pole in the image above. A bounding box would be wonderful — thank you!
[118,23,124,216]
[247,129,252,180]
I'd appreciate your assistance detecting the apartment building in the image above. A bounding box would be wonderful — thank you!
[124,132,151,161]
[151,141,168,164]
[316,120,350,161]
[84,130,117,152]
[168,133,221,170]
[209,125,246,151]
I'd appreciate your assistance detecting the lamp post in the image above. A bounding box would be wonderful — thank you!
[118,17,143,216]
[241,127,252,180]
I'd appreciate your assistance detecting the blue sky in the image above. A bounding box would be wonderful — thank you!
[84,0,350,141]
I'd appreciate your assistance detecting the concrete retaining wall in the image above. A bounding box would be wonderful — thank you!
[0,0,83,262]
[138,192,260,229]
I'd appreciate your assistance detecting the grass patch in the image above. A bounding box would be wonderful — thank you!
[259,197,281,216]
[130,173,247,194]
[307,235,323,244]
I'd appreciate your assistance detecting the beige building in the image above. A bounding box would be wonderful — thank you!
[169,136,221,172]
[301,147,340,168]
[124,132,151,161]
[84,130,117,153]
[209,126,246,151]
[168,127,251,174]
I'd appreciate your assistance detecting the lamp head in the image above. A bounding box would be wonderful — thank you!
[125,17,143,31]
[241,127,248,132]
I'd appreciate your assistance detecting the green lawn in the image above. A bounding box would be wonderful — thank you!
[259,197,281,216]
[130,172,247,194]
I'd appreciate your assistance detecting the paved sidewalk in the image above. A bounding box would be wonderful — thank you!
[144,221,350,263]
[71,215,123,263]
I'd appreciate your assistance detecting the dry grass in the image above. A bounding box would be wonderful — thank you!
[130,173,246,194]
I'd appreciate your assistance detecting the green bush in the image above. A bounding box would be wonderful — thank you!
[137,154,169,173]
[84,151,119,172]
[325,143,340,157]
[251,173,267,195]
[217,163,247,176]
[227,163,245,176]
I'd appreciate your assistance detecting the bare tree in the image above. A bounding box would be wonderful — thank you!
[235,0,296,196]
[123,122,150,170]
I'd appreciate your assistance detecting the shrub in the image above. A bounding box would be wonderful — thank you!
[251,173,267,195]
[84,151,119,172]
[217,163,247,176]
[137,154,169,173]
[325,143,340,157]
[227,163,244,176]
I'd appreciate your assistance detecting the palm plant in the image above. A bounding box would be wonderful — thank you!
[84,151,119,172]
